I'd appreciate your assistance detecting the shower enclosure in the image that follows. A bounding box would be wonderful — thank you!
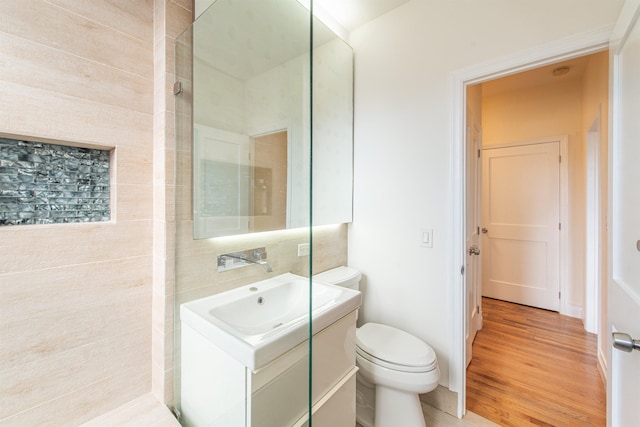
[173,0,354,425]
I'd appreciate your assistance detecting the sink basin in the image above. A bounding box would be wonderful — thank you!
[180,273,361,370]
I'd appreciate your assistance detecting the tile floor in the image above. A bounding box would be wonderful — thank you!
[422,403,500,426]
[83,394,499,427]
[356,402,499,427]
[80,394,179,427]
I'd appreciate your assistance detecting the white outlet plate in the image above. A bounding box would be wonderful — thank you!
[297,243,310,256]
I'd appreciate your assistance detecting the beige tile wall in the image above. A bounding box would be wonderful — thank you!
[0,1,156,425]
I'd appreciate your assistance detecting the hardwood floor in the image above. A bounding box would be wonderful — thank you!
[466,297,605,426]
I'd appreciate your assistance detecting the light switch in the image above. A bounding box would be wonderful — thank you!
[421,229,433,248]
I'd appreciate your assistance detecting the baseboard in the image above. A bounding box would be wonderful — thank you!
[562,302,583,320]
[597,346,607,384]
[420,385,458,417]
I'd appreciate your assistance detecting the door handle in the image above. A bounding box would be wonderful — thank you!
[468,245,480,256]
[612,332,640,352]
[482,227,488,234]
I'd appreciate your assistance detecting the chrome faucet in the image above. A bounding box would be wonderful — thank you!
[220,253,273,272]
[218,247,272,272]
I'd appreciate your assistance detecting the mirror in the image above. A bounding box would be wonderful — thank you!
[191,0,353,239]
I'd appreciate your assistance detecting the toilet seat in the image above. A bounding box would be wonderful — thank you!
[356,323,437,373]
[356,346,436,373]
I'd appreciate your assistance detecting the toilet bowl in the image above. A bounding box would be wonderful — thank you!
[313,267,440,427]
[356,322,439,427]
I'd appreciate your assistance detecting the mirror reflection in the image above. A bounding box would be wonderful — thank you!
[191,0,353,239]
[194,125,288,236]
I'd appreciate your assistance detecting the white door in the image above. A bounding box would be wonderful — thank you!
[608,1,640,424]
[482,141,560,311]
[193,125,251,238]
[465,116,482,367]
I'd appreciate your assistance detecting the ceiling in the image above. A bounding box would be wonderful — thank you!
[315,0,410,31]
[194,0,340,80]
[193,0,410,81]
[481,56,591,97]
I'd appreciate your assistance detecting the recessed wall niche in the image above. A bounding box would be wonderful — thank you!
[0,137,111,226]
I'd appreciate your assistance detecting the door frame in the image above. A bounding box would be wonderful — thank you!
[448,26,612,417]
[584,108,603,335]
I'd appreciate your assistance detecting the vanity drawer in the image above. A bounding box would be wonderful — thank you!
[310,310,357,401]
[249,310,357,427]
[295,368,357,427]
[250,310,356,400]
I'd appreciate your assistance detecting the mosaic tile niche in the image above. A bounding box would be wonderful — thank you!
[0,137,111,225]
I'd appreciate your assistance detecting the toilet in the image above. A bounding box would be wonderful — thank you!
[313,266,440,427]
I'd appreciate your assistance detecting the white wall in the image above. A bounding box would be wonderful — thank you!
[348,0,624,389]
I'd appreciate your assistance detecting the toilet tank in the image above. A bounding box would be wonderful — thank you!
[313,266,362,291]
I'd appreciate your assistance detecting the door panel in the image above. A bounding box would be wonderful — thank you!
[482,142,560,311]
[609,282,640,427]
[608,1,640,423]
[465,117,482,367]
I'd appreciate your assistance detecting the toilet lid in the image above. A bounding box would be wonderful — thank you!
[313,266,361,285]
[356,323,437,370]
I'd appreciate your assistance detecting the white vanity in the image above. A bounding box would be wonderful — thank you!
[179,273,361,426]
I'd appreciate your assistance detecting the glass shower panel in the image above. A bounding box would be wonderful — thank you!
[173,0,313,425]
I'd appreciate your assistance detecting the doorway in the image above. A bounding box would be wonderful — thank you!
[462,51,609,420]
[251,130,288,232]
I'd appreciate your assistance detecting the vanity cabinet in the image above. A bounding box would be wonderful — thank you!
[180,311,358,427]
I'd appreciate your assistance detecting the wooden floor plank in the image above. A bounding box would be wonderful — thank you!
[466,298,605,427]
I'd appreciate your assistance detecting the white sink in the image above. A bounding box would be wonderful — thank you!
[180,273,361,371]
